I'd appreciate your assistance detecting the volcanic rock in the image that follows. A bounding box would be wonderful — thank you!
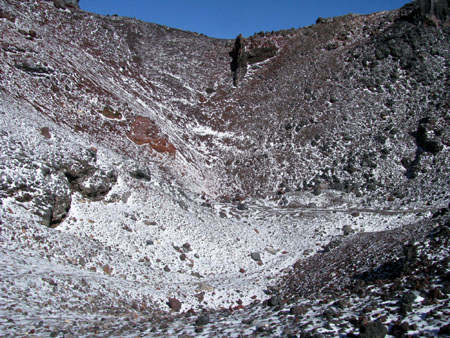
[418,0,450,24]
[359,321,387,338]
[251,252,262,262]
[230,34,247,86]
[51,0,79,9]
[168,298,182,312]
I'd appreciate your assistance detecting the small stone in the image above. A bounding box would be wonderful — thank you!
[290,305,308,316]
[194,293,204,302]
[40,127,51,139]
[237,203,247,210]
[265,246,277,255]
[251,252,261,261]
[196,282,214,292]
[144,220,157,226]
[102,265,112,275]
[195,315,210,326]
[168,297,182,312]
[343,225,354,236]
[242,318,254,325]
[268,295,282,307]
[313,187,321,196]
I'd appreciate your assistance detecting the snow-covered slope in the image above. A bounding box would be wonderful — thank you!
[0,0,449,337]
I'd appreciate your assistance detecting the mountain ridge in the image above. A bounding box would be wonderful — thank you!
[1,0,449,336]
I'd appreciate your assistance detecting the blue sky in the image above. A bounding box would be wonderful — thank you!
[80,0,411,39]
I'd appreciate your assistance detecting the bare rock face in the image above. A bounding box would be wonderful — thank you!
[418,0,450,24]
[230,34,248,86]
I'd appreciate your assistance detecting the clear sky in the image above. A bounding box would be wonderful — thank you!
[79,0,412,39]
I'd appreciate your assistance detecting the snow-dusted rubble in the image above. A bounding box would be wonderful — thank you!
[0,0,449,336]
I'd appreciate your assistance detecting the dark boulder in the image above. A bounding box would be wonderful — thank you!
[415,117,443,154]
[267,295,282,307]
[343,225,354,236]
[129,168,151,181]
[359,321,387,338]
[168,297,182,312]
[237,203,248,210]
[389,321,410,337]
[15,62,54,75]
[251,252,262,262]
[195,315,210,326]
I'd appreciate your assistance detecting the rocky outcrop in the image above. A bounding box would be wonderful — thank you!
[34,172,72,227]
[415,116,444,154]
[418,0,450,24]
[246,46,277,65]
[230,34,247,86]
[51,0,80,10]
[58,150,118,200]
[404,116,444,179]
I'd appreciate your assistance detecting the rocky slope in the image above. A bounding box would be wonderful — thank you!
[0,0,449,337]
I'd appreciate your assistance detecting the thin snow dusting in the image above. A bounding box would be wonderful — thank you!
[1,0,449,337]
